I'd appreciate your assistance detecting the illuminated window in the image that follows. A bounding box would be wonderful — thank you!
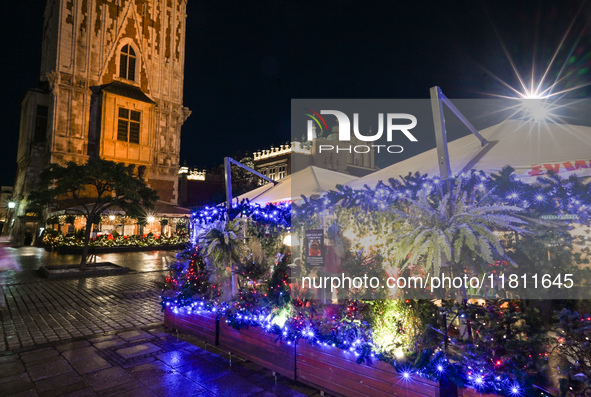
[268,167,276,181]
[278,165,286,179]
[119,45,136,81]
[117,108,141,144]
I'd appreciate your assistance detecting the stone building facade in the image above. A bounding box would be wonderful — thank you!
[0,186,14,237]
[253,128,376,184]
[177,167,226,207]
[253,144,291,182]
[9,0,191,245]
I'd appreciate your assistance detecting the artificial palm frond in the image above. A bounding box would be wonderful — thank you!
[198,220,245,274]
[392,179,529,276]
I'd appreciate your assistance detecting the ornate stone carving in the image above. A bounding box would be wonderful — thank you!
[178,106,192,125]
[46,70,59,94]
[60,72,72,86]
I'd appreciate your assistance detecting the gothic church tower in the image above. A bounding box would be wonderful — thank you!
[11,0,190,244]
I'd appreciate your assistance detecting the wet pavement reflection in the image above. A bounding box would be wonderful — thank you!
[2,247,177,284]
[0,326,318,397]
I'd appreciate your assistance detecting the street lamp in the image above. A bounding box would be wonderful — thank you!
[3,200,16,236]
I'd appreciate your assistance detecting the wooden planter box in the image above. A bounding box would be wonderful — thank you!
[460,390,499,397]
[297,341,439,397]
[165,309,446,396]
[219,318,295,380]
[164,308,217,345]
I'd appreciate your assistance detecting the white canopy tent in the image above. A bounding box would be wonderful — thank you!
[346,120,591,189]
[237,166,358,205]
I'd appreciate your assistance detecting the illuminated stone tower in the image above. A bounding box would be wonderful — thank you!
[11,0,191,244]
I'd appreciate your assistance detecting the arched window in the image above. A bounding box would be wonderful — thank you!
[119,45,136,81]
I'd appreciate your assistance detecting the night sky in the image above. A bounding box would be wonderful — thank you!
[1,0,590,186]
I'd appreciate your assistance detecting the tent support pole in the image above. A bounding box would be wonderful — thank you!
[430,87,452,193]
[224,157,233,210]
[224,157,277,210]
[429,86,489,193]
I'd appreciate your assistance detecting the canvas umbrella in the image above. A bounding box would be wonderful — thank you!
[237,166,358,205]
[346,119,591,189]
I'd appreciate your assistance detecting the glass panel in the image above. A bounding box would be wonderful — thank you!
[129,122,140,144]
[34,105,49,142]
[37,105,48,118]
[118,108,129,119]
[117,120,128,141]
[128,46,135,56]
[128,56,136,81]
[119,54,128,79]
[130,110,141,122]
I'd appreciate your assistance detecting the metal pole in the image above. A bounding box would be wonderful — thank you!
[443,312,448,352]
[224,157,232,210]
[228,157,276,184]
[430,86,490,194]
[224,157,277,210]
[440,94,487,147]
[430,86,452,193]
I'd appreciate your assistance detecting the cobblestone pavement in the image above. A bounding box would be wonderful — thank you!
[0,251,326,396]
[0,326,325,397]
[0,272,165,351]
